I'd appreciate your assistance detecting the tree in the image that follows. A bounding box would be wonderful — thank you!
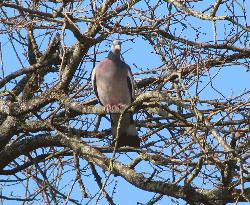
[0,0,249,204]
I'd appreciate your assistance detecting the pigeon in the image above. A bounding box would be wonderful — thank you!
[91,40,140,148]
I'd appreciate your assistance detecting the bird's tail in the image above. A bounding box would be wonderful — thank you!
[110,113,140,148]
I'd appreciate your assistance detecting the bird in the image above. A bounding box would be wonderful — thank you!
[91,40,140,148]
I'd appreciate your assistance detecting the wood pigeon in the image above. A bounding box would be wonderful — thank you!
[91,40,140,148]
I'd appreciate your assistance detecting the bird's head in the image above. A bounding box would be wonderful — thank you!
[111,40,121,55]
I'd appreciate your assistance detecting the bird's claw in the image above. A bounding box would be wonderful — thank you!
[104,104,113,112]
[103,104,126,112]
[117,104,126,109]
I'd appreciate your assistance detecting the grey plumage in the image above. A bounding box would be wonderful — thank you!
[91,40,140,147]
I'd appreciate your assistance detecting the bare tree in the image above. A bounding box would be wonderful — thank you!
[0,0,249,204]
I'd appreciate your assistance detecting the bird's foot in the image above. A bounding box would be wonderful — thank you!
[116,104,127,109]
[103,104,113,112]
[104,104,127,112]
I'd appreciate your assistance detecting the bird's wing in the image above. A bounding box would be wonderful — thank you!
[125,63,136,101]
[91,65,103,105]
